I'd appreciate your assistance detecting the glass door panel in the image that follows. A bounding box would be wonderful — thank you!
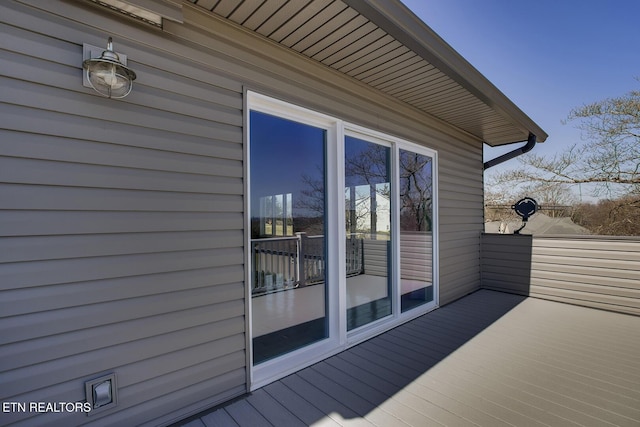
[399,149,434,312]
[250,111,328,364]
[344,136,392,330]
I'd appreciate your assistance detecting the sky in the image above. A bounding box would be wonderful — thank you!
[401,0,640,198]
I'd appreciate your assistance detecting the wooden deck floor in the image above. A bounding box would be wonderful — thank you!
[178,290,640,427]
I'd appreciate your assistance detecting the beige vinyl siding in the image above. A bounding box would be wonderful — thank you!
[481,234,533,295]
[2,0,486,425]
[438,142,484,304]
[362,240,389,277]
[400,232,433,282]
[482,234,640,315]
[359,234,437,282]
[1,1,246,426]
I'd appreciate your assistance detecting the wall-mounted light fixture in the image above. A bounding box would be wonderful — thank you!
[83,37,136,98]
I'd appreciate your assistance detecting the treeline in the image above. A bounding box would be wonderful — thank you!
[571,196,640,236]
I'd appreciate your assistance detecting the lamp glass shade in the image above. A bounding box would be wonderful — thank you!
[83,38,136,98]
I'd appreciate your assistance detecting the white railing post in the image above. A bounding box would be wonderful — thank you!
[296,232,307,287]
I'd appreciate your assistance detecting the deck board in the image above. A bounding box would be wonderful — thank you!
[176,290,640,427]
[262,381,341,427]
[200,409,239,427]
[243,389,307,427]
[223,400,271,426]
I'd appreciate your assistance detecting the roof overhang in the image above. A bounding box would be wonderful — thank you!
[126,0,548,146]
[343,0,548,145]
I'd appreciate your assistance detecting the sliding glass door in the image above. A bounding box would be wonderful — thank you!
[344,136,393,330]
[399,149,434,311]
[247,92,437,388]
[249,111,328,364]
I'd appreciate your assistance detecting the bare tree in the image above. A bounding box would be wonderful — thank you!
[572,197,640,235]
[399,151,433,231]
[487,82,640,235]
[492,83,640,198]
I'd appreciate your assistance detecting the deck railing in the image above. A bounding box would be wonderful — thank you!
[252,233,364,295]
[481,234,640,316]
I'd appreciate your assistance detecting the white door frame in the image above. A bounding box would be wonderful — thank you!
[245,91,439,390]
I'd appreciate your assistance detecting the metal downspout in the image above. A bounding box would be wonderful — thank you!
[483,132,537,170]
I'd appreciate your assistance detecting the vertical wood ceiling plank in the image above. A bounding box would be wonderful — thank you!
[241,0,288,31]
[228,0,267,24]
[292,6,359,53]
[335,37,401,73]
[304,14,369,58]
[314,21,379,63]
[253,1,312,38]
[212,0,240,17]
[280,1,349,48]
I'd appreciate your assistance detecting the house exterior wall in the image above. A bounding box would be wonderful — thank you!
[482,234,640,315]
[1,1,484,425]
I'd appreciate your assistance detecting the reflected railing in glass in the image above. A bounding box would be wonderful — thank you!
[251,234,365,296]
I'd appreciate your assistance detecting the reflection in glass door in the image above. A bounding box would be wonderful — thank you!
[250,111,328,364]
[399,149,434,311]
[344,136,392,330]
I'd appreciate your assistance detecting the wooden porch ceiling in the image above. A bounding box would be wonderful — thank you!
[189,0,548,146]
[177,290,640,427]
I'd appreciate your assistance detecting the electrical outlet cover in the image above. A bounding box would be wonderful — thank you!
[84,373,117,416]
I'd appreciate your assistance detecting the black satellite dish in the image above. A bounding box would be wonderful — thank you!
[511,197,538,234]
